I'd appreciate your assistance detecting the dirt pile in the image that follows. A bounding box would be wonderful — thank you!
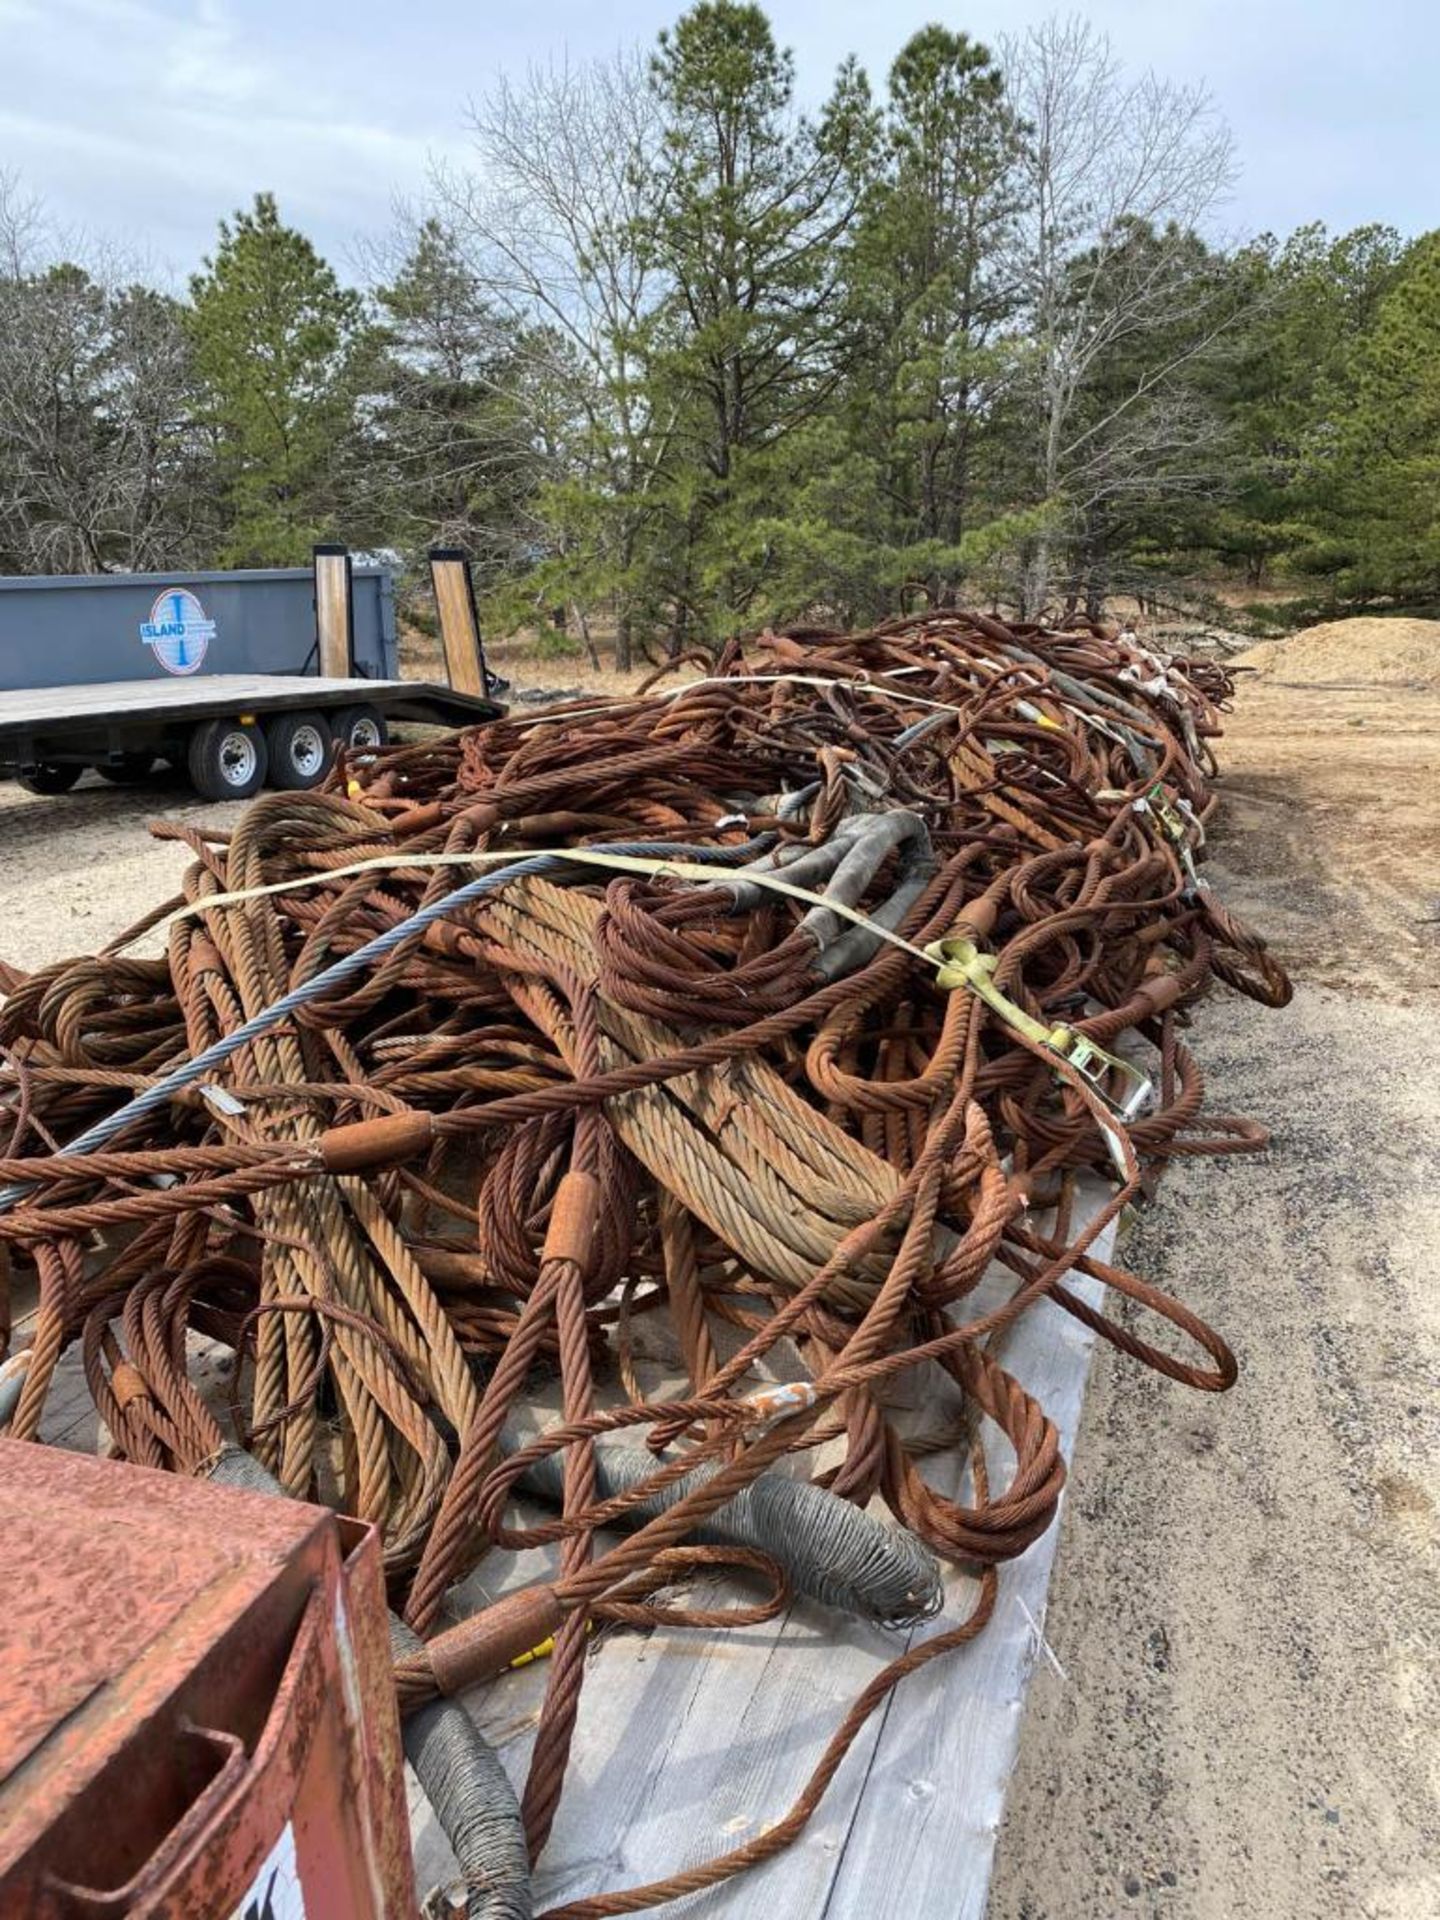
[1234,615,1440,686]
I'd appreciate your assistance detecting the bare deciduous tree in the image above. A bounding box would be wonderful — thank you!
[429,53,674,664]
[0,181,213,573]
[0,171,45,280]
[1002,19,1238,614]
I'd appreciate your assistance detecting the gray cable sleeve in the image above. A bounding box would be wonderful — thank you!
[390,1619,533,1920]
[505,1435,942,1628]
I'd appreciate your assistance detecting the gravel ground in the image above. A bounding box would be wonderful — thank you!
[990,678,1440,1920]
[0,769,248,971]
[0,675,1434,1920]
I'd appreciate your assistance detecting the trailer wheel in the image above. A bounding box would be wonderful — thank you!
[97,753,157,786]
[330,704,387,753]
[187,719,268,801]
[18,762,82,796]
[264,711,332,790]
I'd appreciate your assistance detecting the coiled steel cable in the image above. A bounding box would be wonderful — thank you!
[0,611,1290,1915]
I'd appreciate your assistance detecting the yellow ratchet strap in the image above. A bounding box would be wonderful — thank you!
[925,936,1154,1123]
[1014,698,1065,732]
[1136,781,1208,897]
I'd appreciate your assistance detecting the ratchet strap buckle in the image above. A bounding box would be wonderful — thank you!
[1136,783,1209,899]
[926,937,1154,1121]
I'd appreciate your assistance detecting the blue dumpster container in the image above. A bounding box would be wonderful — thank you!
[0,566,398,692]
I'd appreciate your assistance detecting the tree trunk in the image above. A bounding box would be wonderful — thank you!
[1021,529,1054,621]
[572,602,601,670]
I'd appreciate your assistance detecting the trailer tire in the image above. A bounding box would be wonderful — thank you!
[18,762,83,796]
[264,710,332,790]
[97,753,157,786]
[187,719,268,801]
[330,704,388,753]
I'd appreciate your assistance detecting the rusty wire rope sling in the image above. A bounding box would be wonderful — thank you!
[0,611,1290,1918]
[0,837,776,1212]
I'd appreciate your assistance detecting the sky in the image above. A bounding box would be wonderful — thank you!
[0,0,1433,281]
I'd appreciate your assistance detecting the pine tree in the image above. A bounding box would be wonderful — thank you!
[848,28,1022,603]
[1318,232,1440,599]
[368,218,535,583]
[645,1,874,638]
[1207,225,1403,596]
[188,193,366,564]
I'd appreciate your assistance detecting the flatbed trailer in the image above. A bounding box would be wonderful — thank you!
[0,673,501,795]
[0,548,503,799]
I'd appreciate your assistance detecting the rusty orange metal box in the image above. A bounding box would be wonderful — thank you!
[0,1442,418,1918]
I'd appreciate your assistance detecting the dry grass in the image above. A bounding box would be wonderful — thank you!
[399,623,700,704]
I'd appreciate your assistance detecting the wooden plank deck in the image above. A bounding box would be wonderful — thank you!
[0,674,503,745]
[19,1185,1114,1919]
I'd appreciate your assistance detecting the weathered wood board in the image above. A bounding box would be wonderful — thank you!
[0,673,403,727]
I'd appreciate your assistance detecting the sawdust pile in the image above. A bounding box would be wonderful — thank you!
[1234,615,1440,686]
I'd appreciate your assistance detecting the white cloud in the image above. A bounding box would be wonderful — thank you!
[1,0,1433,275]
[0,0,453,271]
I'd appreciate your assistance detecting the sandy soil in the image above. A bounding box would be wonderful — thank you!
[1234,616,1440,689]
[989,675,1440,1920]
[0,772,250,972]
[0,660,1435,1920]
